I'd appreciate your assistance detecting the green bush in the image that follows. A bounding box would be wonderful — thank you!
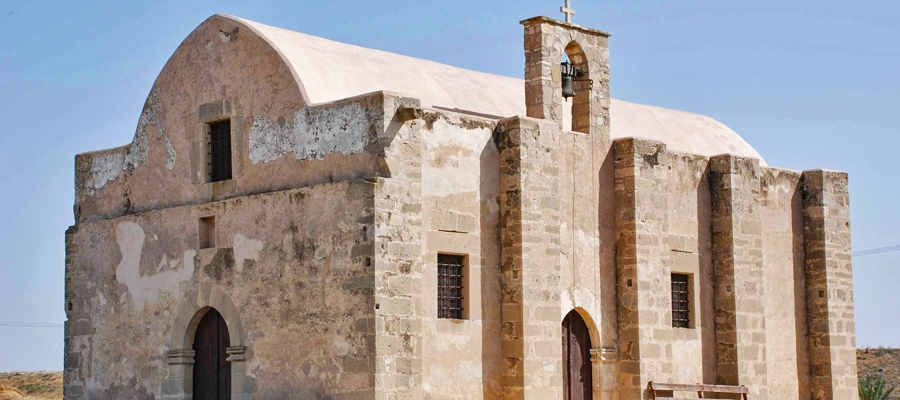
[860,373,896,400]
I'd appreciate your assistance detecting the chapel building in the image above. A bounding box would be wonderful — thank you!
[64,12,859,400]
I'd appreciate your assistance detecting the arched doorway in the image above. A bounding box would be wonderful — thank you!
[193,308,231,399]
[562,309,593,400]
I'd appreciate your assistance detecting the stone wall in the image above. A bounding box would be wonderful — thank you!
[64,182,376,399]
[521,17,618,400]
[665,153,717,385]
[613,138,674,399]
[608,142,857,399]
[419,111,503,399]
[372,95,425,400]
[804,170,859,400]
[760,168,810,399]
[73,15,395,225]
[709,155,768,399]
[521,17,610,138]
[495,117,564,400]
[65,15,424,396]
[556,124,617,400]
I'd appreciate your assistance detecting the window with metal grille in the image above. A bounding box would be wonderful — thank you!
[438,254,465,319]
[671,273,690,328]
[208,120,232,182]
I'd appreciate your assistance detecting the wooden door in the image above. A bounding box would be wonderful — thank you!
[562,310,593,400]
[193,308,231,400]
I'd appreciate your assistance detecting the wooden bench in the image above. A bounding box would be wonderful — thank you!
[648,382,749,399]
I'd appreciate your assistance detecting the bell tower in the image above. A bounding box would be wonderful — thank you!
[521,14,610,139]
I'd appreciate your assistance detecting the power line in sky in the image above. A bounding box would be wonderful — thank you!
[853,245,900,258]
[0,321,63,328]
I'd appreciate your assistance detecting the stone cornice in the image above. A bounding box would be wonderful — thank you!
[520,16,612,37]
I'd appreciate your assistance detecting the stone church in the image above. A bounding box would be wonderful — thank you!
[64,9,858,400]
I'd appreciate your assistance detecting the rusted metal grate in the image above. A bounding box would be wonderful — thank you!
[438,254,464,319]
[671,273,690,328]
[208,120,232,182]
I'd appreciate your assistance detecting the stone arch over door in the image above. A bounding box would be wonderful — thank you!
[163,283,255,400]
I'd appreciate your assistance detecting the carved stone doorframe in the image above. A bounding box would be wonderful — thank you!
[161,284,255,400]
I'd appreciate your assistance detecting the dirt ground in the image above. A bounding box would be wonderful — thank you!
[0,349,896,399]
[0,372,62,400]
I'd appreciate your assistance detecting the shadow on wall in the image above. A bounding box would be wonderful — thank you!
[697,164,717,384]
[791,179,811,399]
[480,128,502,398]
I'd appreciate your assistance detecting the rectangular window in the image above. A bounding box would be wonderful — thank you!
[438,254,465,320]
[199,216,216,249]
[208,120,232,182]
[671,273,690,328]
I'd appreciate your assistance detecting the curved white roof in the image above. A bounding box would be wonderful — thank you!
[227,15,764,162]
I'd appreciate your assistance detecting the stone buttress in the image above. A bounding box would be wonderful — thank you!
[613,138,672,399]
[495,117,564,400]
[709,155,769,399]
[803,170,858,400]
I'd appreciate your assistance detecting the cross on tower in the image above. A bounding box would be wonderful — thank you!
[560,0,576,23]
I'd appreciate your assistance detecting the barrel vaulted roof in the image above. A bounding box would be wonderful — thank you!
[224,14,764,162]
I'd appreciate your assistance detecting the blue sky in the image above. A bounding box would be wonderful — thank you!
[1,0,898,372]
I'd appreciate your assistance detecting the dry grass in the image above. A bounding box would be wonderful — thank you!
[0,372,62,400]
[0,385,25,400]
[859,347,900,395]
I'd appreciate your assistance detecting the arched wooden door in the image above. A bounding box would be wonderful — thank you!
[562,310,593,400]
[193,308,231,399]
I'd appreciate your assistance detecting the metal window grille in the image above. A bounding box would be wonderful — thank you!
[438,254,464,319]
[208,120,232,182]
[671,274,690,328]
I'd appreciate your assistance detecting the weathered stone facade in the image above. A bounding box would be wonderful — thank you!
[65,13,857,400]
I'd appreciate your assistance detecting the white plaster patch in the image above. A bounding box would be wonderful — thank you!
[423,118,493,197]
[332,340,350,356]
[84,87,176,196]
[314,239,332,260]
[487,196,499,216]
[157,254,169,272]
[543,361,555,372]
[84,151,125,196]
[561,287,600,329]
[84,376,102,391]
[111,86,178,173]
[233,234,264,273]
[115,222,195,310]
[132,86,177,171]
[426,361,481,395]
[248,102,368,164]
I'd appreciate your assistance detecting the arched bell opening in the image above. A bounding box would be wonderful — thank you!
[562,309,594,400]
[561,41,592,134]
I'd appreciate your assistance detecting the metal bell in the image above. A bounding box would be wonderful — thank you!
[561,61,577,100]
[562,74,576,100]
